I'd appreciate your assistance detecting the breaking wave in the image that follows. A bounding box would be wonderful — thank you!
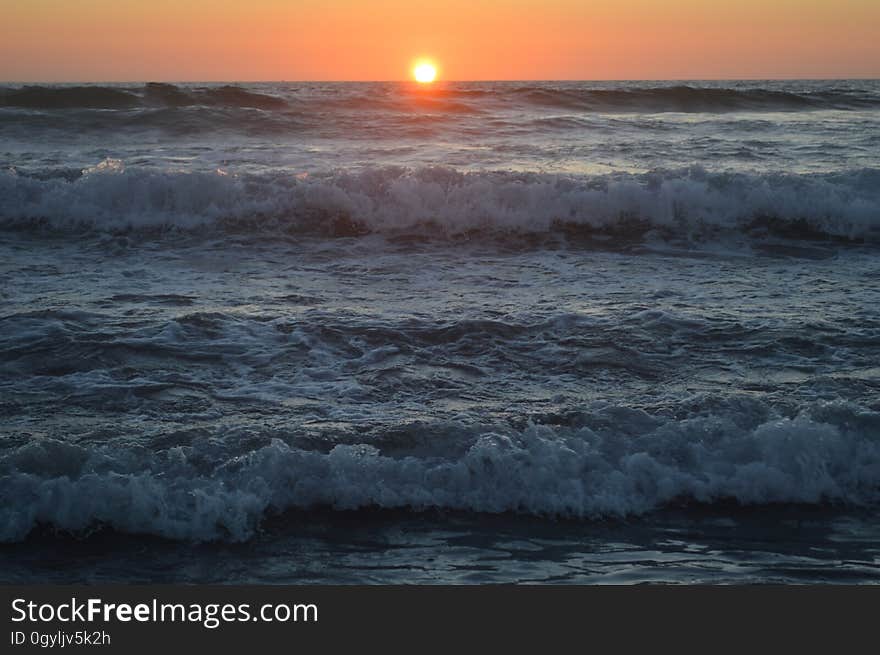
[2,402,878,542]
[2,164,879,242]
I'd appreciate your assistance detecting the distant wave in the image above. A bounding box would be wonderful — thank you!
[2,83,879,114]
[507,85,880,113]
[1,401,877,542]
[2,164,878,243]
[0,84,287,110]
[0,86,141,109]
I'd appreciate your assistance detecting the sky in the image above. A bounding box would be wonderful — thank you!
[1,0,878,81]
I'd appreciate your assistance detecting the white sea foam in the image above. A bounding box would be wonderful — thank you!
[2,165,879,240]
[2,402,878,542]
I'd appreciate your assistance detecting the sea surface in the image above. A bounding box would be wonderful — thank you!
[1,80,879,583]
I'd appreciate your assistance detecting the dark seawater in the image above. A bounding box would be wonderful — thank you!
[1,80,879,583]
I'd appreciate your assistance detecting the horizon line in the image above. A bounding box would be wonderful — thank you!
[2,76,880,85]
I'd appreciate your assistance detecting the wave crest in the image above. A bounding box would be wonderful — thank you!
[2,165,879,243]
[2,402,878,542]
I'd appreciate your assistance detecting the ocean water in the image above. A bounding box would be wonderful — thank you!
[1,80,879,584]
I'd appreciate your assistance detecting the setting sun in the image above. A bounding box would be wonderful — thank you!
[413,61,437,84]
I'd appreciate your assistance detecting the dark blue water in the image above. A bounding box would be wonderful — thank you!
[1,81,879,583]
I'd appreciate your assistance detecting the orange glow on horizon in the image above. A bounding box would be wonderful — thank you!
[1,1,879,81]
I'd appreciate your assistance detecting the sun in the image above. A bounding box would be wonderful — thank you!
[413,61,437,84]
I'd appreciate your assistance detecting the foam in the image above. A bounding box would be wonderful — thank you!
[2,165,879,242]
[1,402,878,542]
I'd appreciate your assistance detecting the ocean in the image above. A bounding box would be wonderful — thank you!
[1,80,879,583]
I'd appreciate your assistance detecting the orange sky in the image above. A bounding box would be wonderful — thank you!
[2,0,878,81]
